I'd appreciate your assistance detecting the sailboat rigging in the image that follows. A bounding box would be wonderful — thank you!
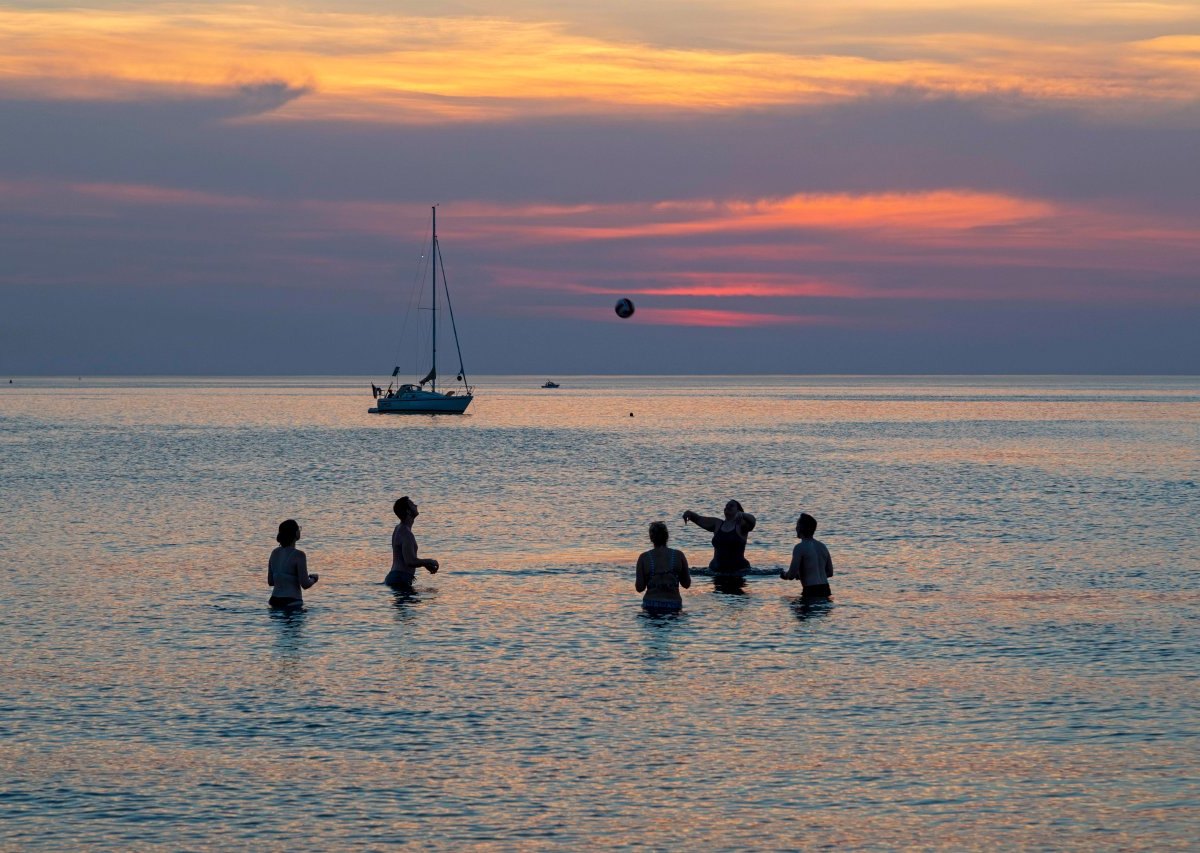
[369,206,474,414]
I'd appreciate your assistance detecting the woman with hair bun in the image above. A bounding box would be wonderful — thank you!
[384,496,440,588]
[681,499,756,574]
[267,519,318,611]
[635,521,691,613]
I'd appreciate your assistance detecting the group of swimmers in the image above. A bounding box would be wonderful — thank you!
[267,496,834,614]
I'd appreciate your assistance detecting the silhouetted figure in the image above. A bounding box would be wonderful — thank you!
[384,496,440,588]
[636,521,691,613]
[267,519,318,611]
[681,500,756,574]
[780,512,833,598]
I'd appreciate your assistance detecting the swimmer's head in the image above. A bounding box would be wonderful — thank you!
[276,519,300,546]
[394,496,418,520]
[797,513,817,537]
[649,521,669,547]
[724,499,744,519]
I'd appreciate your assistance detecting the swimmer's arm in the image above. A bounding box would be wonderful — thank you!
[682,511,719,532]
[635,554,648,593]
[781,544,803,580]
[678,552,691,589]
[267,560,274,586]
[824,546,834,577]
[297,551,318,589]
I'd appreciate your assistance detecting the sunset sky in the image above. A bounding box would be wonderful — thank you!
[2,0,1198,373]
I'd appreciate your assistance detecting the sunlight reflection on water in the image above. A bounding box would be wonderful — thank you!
[1,376,1197,848]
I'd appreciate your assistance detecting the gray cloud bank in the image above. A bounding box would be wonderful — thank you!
[1,89,1197,374]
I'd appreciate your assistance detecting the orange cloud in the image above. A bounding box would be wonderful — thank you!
[432,192,1200,279]
[638,308,837,327]
[0,4,1197,122]
[466,192,1054,245]
[546,306,844,327]
[546,275,866,299]
[72,182,266,209]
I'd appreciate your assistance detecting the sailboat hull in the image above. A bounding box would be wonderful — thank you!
[370,391,472,414]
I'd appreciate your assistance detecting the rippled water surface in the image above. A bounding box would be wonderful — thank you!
[2,376,1198,849]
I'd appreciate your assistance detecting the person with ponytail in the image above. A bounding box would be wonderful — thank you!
[267,519,318,611]
[384,496,440,588]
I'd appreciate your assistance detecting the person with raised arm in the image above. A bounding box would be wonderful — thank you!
[384,496,440,588]
[780,512,834,598]
[636,521,691,612]
[681,499,757,574]
[267,519,318,611]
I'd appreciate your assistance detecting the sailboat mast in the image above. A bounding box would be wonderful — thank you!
[431,205,437,393]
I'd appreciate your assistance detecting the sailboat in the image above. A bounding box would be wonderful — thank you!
[369,207,474,414]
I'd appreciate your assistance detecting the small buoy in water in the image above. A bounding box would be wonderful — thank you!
[614,298,635,319]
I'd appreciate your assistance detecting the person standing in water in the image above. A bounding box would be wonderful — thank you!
[780,512,834,597]
[267,519,318,610]
[384,496,440,588]
[681,500,756,573]
[636,521,691,612]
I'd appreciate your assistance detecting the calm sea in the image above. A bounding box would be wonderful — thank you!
[2,376,1197,849]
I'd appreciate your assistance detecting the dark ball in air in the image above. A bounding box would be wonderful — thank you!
[614,298,635,319]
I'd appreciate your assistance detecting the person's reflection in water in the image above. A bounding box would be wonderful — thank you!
[269,607,308,676]
[712,575,747,596]
[391,586,422,623]
[790,595,833,623]
[638,602,686,675]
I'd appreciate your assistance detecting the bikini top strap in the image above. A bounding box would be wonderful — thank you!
[647,549,678,579]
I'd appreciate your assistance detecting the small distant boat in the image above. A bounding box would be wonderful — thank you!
[370,207,474,415]
[541,381,560,389]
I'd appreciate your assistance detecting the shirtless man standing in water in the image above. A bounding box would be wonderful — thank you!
[780,512,834,597]
[384,496,440,588]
